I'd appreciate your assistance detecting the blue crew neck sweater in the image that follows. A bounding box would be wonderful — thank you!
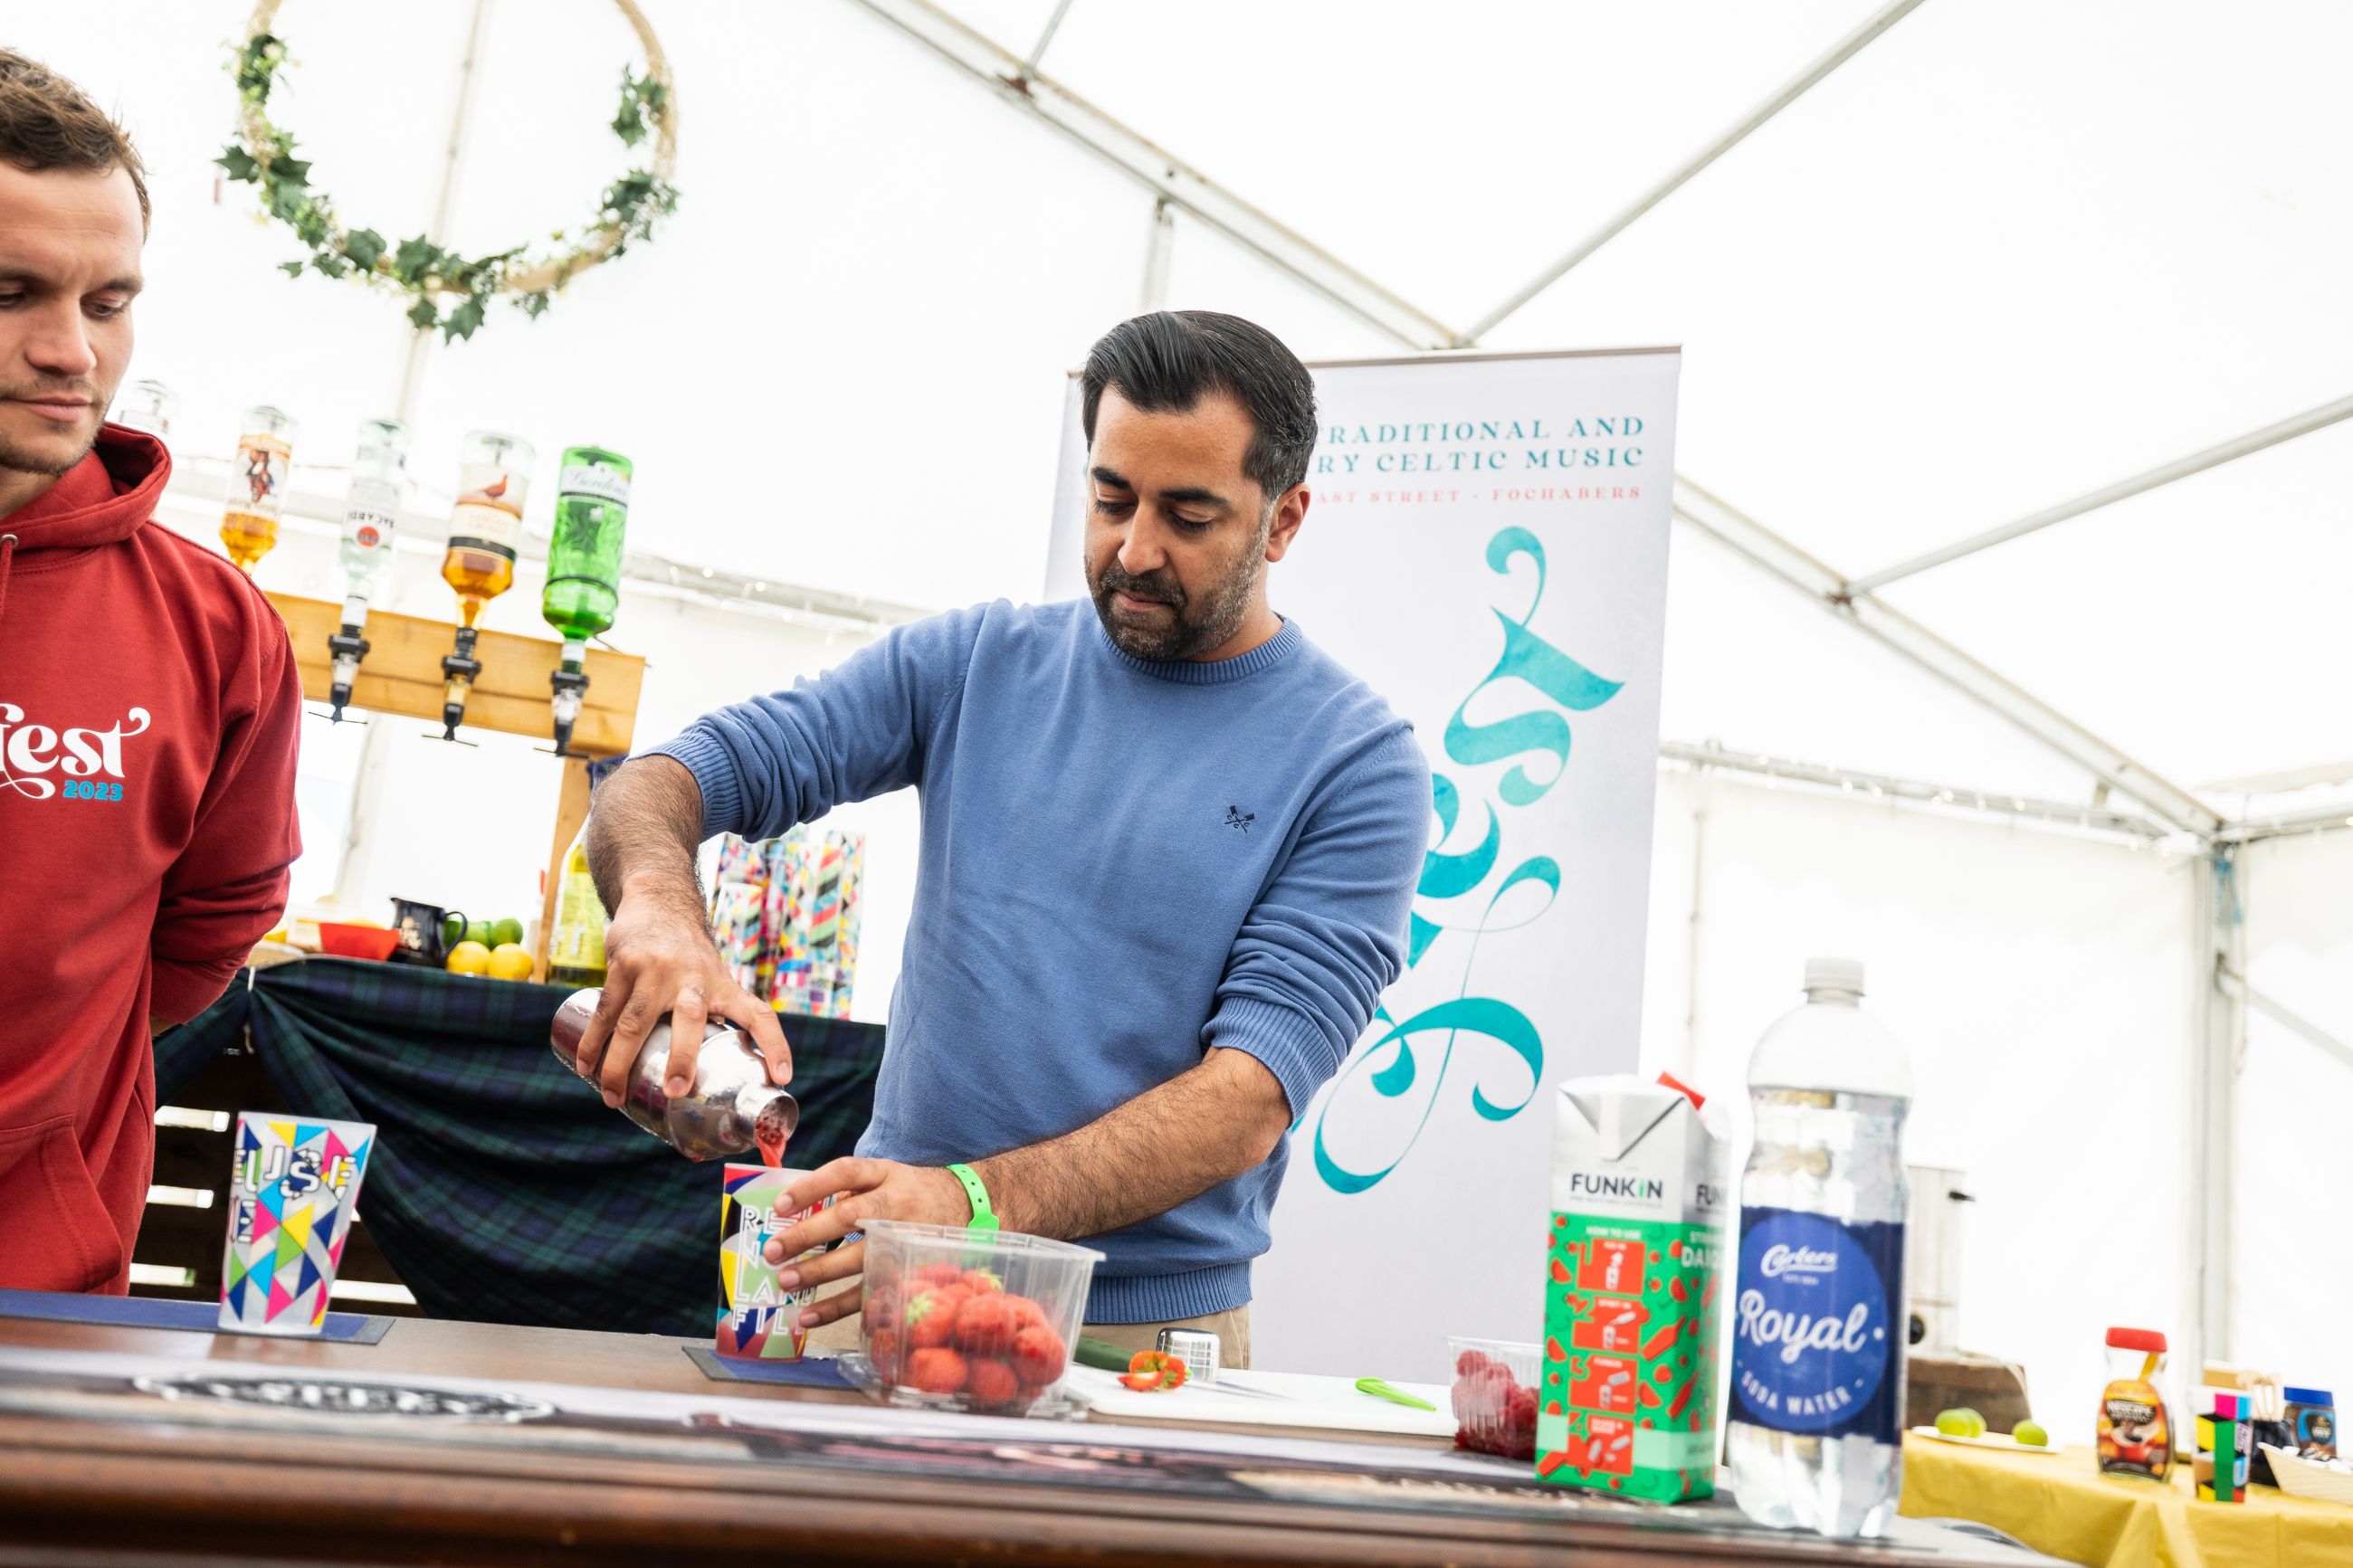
[651,598,1427,1323]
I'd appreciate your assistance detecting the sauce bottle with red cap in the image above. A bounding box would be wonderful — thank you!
[2097,1326,2173,1480]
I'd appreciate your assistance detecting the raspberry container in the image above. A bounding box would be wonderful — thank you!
[1450,1335,1541,1460]
[848,1221,1103,1420]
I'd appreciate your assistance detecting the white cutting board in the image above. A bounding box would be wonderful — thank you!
[1070,1365,1456,1438]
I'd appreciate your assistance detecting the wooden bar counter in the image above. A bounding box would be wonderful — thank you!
[0,1312,2050,1567]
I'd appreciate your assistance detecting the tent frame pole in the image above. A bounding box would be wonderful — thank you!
[1844,392,2353,597]
[1454,0,1929,347]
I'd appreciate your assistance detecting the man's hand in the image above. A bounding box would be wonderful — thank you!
[574,755,792,1107]
[762,1158,971,1329]
[569,870,792,1106]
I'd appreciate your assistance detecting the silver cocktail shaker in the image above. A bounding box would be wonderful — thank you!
[549,988,798,1162]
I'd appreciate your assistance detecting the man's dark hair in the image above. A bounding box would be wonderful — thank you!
[0,50,148,229]
[1081,311,1318,501]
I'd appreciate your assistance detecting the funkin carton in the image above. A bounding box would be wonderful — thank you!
[1538,1074,1726,1501]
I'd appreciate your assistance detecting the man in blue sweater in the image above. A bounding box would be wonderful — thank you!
[576,311,1427,1365]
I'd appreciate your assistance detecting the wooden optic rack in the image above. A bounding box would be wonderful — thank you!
[266,592,644,980]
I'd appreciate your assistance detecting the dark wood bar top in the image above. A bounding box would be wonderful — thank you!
[0,1312,2050,1567]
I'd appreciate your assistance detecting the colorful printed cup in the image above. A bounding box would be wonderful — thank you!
[218,1113,376,1335]
[716,1164,834,1360]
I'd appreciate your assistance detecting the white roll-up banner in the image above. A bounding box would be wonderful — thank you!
[1044,347,1679,1379]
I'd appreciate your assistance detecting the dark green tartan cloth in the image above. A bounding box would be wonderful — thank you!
[161,958,883,1335]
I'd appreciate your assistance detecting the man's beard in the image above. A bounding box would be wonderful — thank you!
[0,377,106,477]
[1090,532,1265,662]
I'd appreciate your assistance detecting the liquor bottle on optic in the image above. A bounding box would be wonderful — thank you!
[435,430,535,741]
[220,404,296,575]
[324,418,409,723]
[541,444,632,756]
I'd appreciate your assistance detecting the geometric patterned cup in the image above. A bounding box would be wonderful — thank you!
[218,1113,376,1335]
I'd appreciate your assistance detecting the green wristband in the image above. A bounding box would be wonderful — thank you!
[947,1163,999,1232]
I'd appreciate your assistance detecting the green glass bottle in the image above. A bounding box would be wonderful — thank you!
[543,445,632,755]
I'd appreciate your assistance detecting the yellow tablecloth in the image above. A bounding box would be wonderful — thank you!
[1900,1432,2353,1567]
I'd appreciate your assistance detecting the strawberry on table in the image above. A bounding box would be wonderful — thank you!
[953,1293,1018,1355]
[1010,1325,1068,1387]
[906,1287,969,1350]
[966,1358,1022,1407]
[906,1347,968,1396]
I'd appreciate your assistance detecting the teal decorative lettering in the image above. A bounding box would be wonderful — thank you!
[1310,523,1624,1193]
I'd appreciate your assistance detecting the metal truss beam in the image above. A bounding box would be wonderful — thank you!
[847,0,1457,349]
[1658,739,2169,841]
[1456,0,1928,345]
[1673,477,2224,839]
[2221,965,2353,1077]
[2216,801,2353,845]
[1845,392,2353,596]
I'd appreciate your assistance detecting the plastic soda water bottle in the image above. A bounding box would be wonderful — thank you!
[1728,956,1911,1536]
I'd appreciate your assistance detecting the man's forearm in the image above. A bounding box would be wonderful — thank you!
[973,1048,1294,1240]
[585,755,708,917]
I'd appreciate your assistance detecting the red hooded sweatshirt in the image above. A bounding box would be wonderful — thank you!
[0,424,301,1294]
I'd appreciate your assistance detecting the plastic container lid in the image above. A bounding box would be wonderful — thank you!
[1804,955,1866,995]
[2285,1386,2336,1405]
[2105,1326,2167,1353]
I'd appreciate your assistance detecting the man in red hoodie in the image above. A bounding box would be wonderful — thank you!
[0,52,302,1293]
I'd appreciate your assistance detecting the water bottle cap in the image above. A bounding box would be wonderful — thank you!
[1804,955,1866,995]
[2285,1387,2334,1406]
[2105,1326,2167,1353]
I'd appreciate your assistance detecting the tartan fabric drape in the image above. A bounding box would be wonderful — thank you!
[160,958,882,1334]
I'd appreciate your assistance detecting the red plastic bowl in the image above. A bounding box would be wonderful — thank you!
[318,922,401,962]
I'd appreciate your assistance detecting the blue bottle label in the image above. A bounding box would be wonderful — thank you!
[1730,1207,1905,1440]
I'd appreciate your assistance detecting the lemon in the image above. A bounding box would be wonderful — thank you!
[487,943,535,982]
[2013,1420,2048,1448]
[489,916,525,949]
[445,940,491,975]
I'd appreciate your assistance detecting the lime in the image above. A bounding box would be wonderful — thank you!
[464,918,494,949]
[1936,1408,1986,1439]
[487,943,535,982]
[2013,1420,2048,1448]
[443,914,464,949]
[489,916,524,949]
[445,940,491,975]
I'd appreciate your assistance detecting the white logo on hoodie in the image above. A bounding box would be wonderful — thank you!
[0,702,150,800]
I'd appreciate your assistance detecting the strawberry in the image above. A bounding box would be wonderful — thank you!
[953,1293,1018,1356]
[965,1357,1022,1407]
[905,1346,968,1395]
[913,1261,965,1290]
[863,1284,902,1333]
[905,1287,968,1350]
[1453,1348,1493,1378]
[958,1269,1005,1296]
[1004,1295,1048,1331]
[868,1327,900,1383]
[1009,1324,1068,1387]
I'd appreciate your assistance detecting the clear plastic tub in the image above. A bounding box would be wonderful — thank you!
[1450,1335,1539,1459]
[848,1221,1103,1420]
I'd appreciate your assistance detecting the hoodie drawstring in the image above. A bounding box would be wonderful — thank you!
[0,534,15,622]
